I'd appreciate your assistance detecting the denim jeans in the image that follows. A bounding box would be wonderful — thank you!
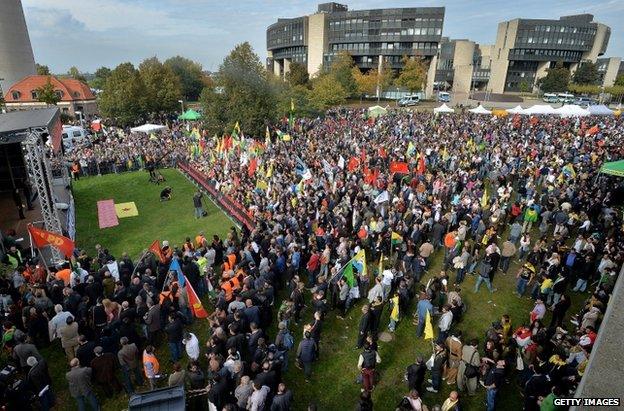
[302,361,312,379]
[75,392,99,411]
[474,276,493,293]
[573,278,587,292]
[486,388,498,411]
[168,341,183,362]
[456,267,466,284]
[194,207,204,218]
[518,248,528,260]
[388,318,397,332]
[431,370,442,391]
[517,278,528,296]
[500,256,511,273]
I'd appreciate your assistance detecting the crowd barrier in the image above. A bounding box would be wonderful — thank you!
[177,162,256,232]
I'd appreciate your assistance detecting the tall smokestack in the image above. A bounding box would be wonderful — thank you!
[0,0,36,93]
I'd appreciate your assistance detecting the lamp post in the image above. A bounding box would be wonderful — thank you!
[178,100,184,114]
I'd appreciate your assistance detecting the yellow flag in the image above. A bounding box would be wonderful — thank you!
[424,311,434,340]
[256,180,268,190]
[378,253,383,276]
[291,98,295,112]
[265,126,271,146]
[115,202,138,218]
[266,162,274,178]
[480,187,489,208]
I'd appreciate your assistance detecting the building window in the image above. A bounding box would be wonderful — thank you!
[11,91,21,100]
[54,90,64,99]
[31,90,38,99]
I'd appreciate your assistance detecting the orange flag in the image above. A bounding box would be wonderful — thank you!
[184,275,208,318]
[149,240,165,263]
[389,161,409,174]
[28,225,75,257]
[248,157,258,177]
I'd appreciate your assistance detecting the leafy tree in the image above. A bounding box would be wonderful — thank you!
[605,85,624,98]
[352,67,377,97]
[537,62,570,93]
[328,51,357,97]
[614,74,624,87]
[138,57,182,113]
[276,82,318,118]
[395,56,427,92]
[567,83,600,95]
[99,62,146,126]
[67,66,87,83]
[285,62,309,87]
[35,76,60,105]
[572,61,599,85]
[201,42,278,136]
[35,63,50,75]
[309,74,347,110]
[90,66,112,90]
[164,56,206,101]
[519,81,531,94]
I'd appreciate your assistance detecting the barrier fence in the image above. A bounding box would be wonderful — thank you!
[177,162,256,232]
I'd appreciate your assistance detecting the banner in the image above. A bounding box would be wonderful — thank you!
[169,258,186,287]
[185,275,208,318]
[390,161,409,174]
[149,240,165,263]
[28,225,75,257]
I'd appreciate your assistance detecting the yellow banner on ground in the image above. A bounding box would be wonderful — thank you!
[115,202,139,218]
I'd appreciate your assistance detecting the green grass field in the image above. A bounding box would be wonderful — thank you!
[40,169,584,410]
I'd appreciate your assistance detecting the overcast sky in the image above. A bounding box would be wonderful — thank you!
[22,0,624,73]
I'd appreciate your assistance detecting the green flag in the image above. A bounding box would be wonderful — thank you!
[342,262,356,287]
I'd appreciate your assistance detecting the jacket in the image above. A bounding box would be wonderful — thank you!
[296,337,317,363]
[66,366,94,397]
[144,305,161,332]
[60,321,79,349]
[91,353,118,384]
[118,343,140,369]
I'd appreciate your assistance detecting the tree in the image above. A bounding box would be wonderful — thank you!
[605,85,624,99]
[537,62,570,93]
[567,83,600,95]
[572,61,599,85]
[519,81,531,94]
[353,67,377,97]
[328,51,357,97]
[138,57,182,113]
[614,74,624,87]
[285,62,309,87]
[309,74,348,110]
[164,56,206,101]
[99,62,146,126]
[35,76,60,105]
[35,63,50,75]
[395,56,427,92]
[201,42,278,136]
[67,66,87,83]
[90,67,112,90]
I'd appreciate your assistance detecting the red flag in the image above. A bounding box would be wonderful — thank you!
[347,157,359,172]
[184,275,208,318]
[389,161,409,174]
[28,225,75,257]
[248,158,258,177]
[417,154,426,175]
[378,147,388,158]
[364,167,378,185]
[149,240,165,263]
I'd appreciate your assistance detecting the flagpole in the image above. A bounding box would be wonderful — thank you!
[131,249,151,280]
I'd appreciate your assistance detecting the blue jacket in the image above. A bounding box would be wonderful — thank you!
[417,299,433,322]
[297,337,316,363]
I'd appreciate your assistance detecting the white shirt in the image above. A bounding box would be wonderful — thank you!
[438,311,453,332]
[381,270,394,286]
[183,333,200,361]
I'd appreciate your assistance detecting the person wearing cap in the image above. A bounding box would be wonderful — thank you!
[26,356,55,411]
[66,358,99,411]
[91,345,122,396]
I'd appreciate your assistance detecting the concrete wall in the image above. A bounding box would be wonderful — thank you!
[582,23,609,63]
[451,40,476,96]
[425,55,438,99]
[601,57,621,87]
[487,20,518,94]
[307,13,327,77]
[533,61,550,93]
[0,0,36,93]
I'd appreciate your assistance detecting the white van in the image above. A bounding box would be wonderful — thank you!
[62,126,88,151]
[398,94,420,107]
[557,93,575,104]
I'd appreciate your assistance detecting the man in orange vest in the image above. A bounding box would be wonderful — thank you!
[143,345,160,390]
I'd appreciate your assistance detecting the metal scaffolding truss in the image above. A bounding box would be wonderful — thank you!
[21,127,62,261]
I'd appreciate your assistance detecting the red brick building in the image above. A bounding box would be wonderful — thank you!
[3,75,98,117]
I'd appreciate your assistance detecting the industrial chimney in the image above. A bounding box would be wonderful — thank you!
[0,0,36,93]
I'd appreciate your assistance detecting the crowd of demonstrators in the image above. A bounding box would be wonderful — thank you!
[1,108,623,411]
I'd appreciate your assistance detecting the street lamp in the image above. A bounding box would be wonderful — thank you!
[178,100,184,114]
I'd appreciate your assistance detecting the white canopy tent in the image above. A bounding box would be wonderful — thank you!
[522,104,558,115]
[433,103,455,113]
[468,105,492,115]
[587,105,614,116]
[130,124,167,134]
[555,104,590,117]
[506,105,525,114]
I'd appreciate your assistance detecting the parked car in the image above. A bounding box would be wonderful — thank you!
[438,92,451,102]
[557,93,575,104]
[543,93,559,103]
[398,95,420,107]
[575,96,596,106]
[62,126,89,152]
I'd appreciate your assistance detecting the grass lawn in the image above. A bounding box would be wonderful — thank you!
[40,168,585,410]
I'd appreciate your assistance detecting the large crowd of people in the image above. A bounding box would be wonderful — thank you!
[1,107,623,411]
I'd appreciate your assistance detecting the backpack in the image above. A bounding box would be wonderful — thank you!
[282,330,294,350]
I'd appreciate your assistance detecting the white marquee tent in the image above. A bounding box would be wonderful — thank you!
[130,124,167,134]
[587,105,615,116]
[433,103,455,114]
[468,104,492,115]
[522,104,558,115]
[506,105,525,114]
[555,104,590,117]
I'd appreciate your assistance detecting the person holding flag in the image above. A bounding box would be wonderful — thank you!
[416,292,433,338]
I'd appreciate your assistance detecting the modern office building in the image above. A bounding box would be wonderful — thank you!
[487,14,611,93]
[434,38,492,97]
[267,2,445,96]
[0,0,36,94]
[596,57,622,87]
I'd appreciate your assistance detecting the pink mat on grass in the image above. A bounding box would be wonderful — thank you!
[97,199,119,228]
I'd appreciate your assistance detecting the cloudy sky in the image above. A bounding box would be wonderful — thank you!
[22,0,624,73]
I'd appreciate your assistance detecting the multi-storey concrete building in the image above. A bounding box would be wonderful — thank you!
[596,57,622,87]
[267,2,445,96]
[487,14,611,93]
[0,0,36,94]
[434,38,492,98]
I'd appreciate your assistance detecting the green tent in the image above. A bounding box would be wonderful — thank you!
[178,109,201,121]
[368,105,388,118]
[600,160,624,177]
